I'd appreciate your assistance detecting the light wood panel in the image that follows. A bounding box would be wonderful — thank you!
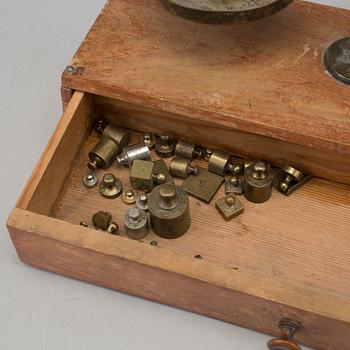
[7,208,350,350]
[52,130,350,302]
[16,92,94,215]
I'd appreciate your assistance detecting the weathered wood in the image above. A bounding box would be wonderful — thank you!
[16,92,94,215]
[7,208,350,350]
[62,0,350,183]
[95,95,350,183]
[61,86,74,110]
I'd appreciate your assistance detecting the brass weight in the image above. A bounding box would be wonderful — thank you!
[169,158,199,178]
[243,161,273,203]
[149,184,191,239]
[88,125,130,170]
[208,150,242,176]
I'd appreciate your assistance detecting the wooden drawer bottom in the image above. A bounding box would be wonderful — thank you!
[7,92,350,350]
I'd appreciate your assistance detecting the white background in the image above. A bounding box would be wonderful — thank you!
[0,1,349,349]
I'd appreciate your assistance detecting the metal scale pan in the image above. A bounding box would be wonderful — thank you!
[161,0,294,24]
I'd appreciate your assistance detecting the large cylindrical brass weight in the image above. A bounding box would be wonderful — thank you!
[149,184,191,239]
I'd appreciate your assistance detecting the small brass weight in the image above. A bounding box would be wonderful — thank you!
[267,318,302,350]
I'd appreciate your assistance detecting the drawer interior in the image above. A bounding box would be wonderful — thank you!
[8,91,350,349]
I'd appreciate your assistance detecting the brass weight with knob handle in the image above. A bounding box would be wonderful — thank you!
[267,318,302,350]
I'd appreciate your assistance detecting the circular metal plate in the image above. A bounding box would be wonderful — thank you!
[161,0,294,24]
[324,37,350,85]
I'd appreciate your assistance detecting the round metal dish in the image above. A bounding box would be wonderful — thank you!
[161,0,294,24]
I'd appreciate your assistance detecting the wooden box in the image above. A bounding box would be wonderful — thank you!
[7,1,350,349]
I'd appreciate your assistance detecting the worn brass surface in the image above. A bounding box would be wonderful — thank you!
[142,133,156,149]
[170,158,198,178]
[208,150,230,176]
[102,125,130,149]
[124,207,149,240]
[122,189,138,204]
[130,160,155,192]
[155,135,176,158]
[182,168,224,203]
[83,173,98,188]
[117,143,151,168]
[99,173,123,199]
[150,184,190,238]
[272,167,313,196]
[92,211,112,231]
[175,140,203,160]
[161,0,294,24]
[324,37,350,85]
[149,184,191,239]
[88,137,120,170]
[216,194,244,221]
[225,176,243,195]
[153,159,173,184]
[106,222,119,235]
[243,161,272,203]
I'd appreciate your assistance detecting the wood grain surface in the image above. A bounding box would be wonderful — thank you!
[53,130,350,301]
[7,91,350,350]
[62,0,350,180]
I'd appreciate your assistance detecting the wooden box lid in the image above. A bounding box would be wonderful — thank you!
[62,0,350,183]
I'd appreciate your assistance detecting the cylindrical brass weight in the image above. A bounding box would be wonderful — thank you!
[149,184,191,239]
[244,161,272,203]
[102,125,130,149]
[208,150,230,176]
[88,137,120,170]
[169,158,198,178]
[175,140,203,160]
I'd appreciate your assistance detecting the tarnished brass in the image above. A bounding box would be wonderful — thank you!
[141,133,156,149]
[182,168,224,203]
[161,0,294,24]
[244,161,272,203]
[267,318,302,350]
[122,189,138,204]
[88,137,120,170]
[149,184,191,239]
[225,176,243,195]
[208,150,242,176]
[175,140,203,160]
[117,143,151,168]
[155,134,176,158]
[216,194,244,221]
[204,149,213,161]
[153,159,173,184]
[272,166,312,196]
[92,211,112,231]
[102,125,130,148]
[169,158,199,178]
[244,159,256,170]
[99,173,123,199]
[88,125,130,170]
[136,193,150,212]
[130,160,166,192]
[124,208,149,240]
[106,222,119,235]
[324,37,350,85]
[83,173,98,188]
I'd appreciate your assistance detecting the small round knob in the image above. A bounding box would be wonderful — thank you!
[159,184,178,210]
[252,161,267,180]
[267,318,302,350]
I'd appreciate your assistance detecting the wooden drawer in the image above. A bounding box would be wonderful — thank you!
[7,91,350,350]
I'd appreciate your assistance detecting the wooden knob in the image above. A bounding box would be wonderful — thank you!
[267,318,302,350]
[267,339,301,350]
